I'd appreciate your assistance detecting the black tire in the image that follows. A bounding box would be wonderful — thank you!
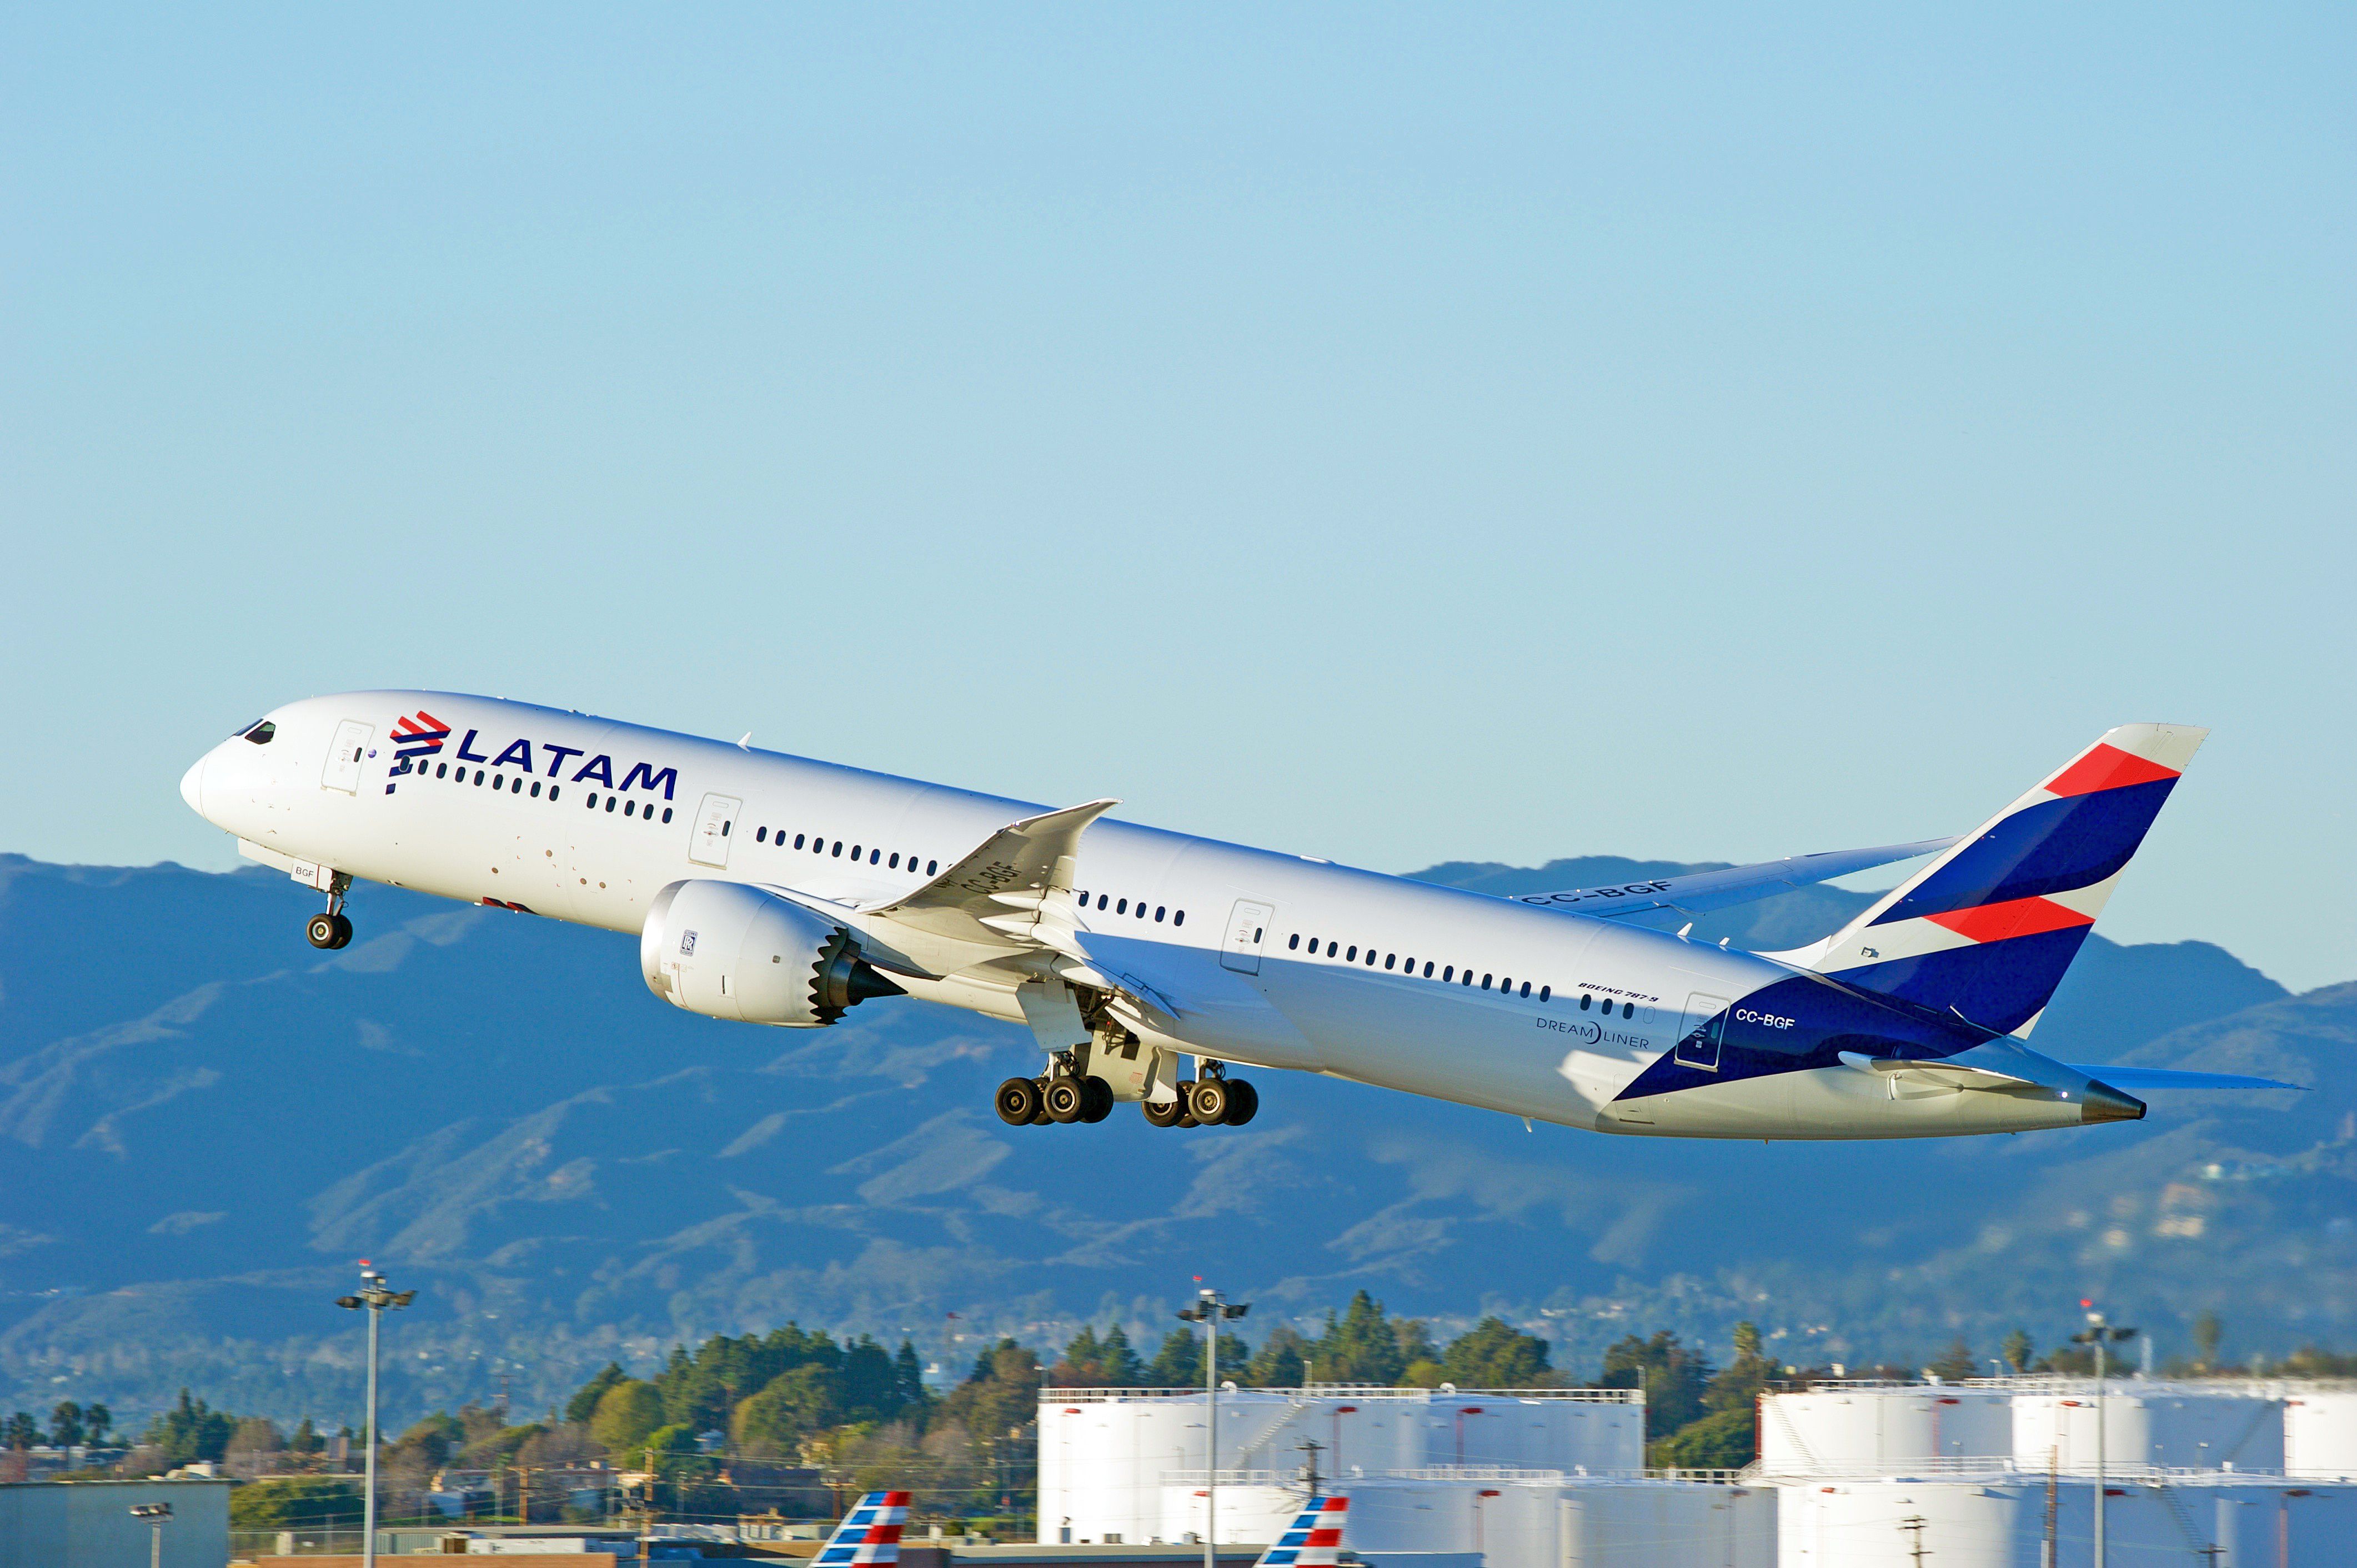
[994,1077,1042,1127]
[1190,1078,1231,1126]
[1223,1079,1259,1126]
[1142,1096,1183,1128]
[329,913,353,949]
[307,913,340,949]
[1043,1077,1087,1124]
[1079,1078,1115,1123]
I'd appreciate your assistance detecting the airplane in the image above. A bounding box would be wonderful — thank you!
[179,692,2296,1140]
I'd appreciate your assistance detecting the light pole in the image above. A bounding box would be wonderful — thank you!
[335,1260,417,1568]
[1175,1286,1248,1568]
[2070,1304,2137,1568]
[131,1501,172,1568]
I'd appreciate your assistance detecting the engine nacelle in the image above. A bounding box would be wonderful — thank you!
[640,880,905,1026]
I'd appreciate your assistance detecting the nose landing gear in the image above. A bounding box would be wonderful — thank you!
[305,876,354,949]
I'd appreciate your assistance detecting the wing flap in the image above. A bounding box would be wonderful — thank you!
[2073,1065,2303,1092]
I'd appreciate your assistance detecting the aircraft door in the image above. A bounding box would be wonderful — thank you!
[689,793,742,868]
[1675,993,1730,1071]
[322,720,373,793]
[1220,899,1275,974]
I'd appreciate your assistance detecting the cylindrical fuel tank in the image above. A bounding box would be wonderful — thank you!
[2285,1389,2357,1479]
[1758,1389,2012,1471]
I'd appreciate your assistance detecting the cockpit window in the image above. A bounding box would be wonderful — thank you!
[242,721,277,745]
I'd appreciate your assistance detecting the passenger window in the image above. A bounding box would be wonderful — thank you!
[1482,973,1493,989]
[658,806,668,821]
[585,793,598,808]
[473,770,484,785]
[493,775,504,790]
[1346,946,1357,962]
[1289,934,1300,950]
[870,849,880,864]
[890,853,901,869]
[1326,941,1337,957]
[623,801,634,817]
[531,781,541,798]
[1622,1002,1635,1018]
[793,834,804,849]
[1443,966,1454,982]
[1384,954,1396,970]
[437,763,447,778]
[851,845,861,860]
[1137,903,1148,919]
[1117,898,1128,914]
[605,797,616,813]
[756,827,768,842]
[1155,906,1166,922]
[1519,981,1531,998]
[1580,994,1592,1011]
[831,841,842,857]
[550,787,560,802]
[1539,985,1549,1002]
[721,820,730,836]
[927,860,939,875]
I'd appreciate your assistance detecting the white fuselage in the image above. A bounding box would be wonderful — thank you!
[180,691,2124,1139]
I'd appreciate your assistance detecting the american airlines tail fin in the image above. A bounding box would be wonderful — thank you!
[1256,1495,1349,1568]
[1770,724,2206,1037]
[814,1492,910,1568]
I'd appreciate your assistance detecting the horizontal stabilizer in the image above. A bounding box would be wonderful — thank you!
[2073,1065,2302,1092]
[1512,838,1956,921]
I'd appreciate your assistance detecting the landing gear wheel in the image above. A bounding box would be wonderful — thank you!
[1189,1078,1232,1126]
[306,912,352,949]
[1174,1079,1201,1128]
[1079,1078,1115,1123]
[1142,1096,1183,1128]
[994,1076,1043,1127]
[1042,1077,1088,1124]
[1223,1079,1258,1126]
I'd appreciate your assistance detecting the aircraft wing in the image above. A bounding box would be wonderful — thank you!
[846,798,1120,974]
[2072,1065,2304,1092]
[1509,838,1958,921]
[1838,1051,2039,1090]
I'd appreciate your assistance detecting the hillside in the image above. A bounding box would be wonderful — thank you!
[0,853,2341,1428]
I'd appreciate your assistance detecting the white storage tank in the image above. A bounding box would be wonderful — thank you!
[1038,1388,1643,1545]
[2010,1388,2283,1473]
[1779,1473,2355,1566]
[1757,1389,2012,1472]
[2285,1389,2357,1480]
[1342,1471,1772,1568]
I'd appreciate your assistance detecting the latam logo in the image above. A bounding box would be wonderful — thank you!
[392,721,680,799]
[390,711,452,760]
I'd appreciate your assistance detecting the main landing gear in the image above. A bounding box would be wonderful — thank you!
[1139,1065,1259,1129]
[305,876,354,950]
[995,1067,1114,1127]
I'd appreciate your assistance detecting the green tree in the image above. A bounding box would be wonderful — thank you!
[892,1340,929,1411]
[289,1418,325,1457]
[1246,1325,1310,1386]
[1598,1333,1713,1443]
[1141,1326,1247,1388]
[229,1477,363,1530]
[565,1363,629,1425]
[148,1390,238,1464]
[1098,1324,1145,1386]
[48,1401,84,1449]
[589,1380,666,1460]
[84,1404,112,1448]
[2000,1329,2035,1374]
[1929,1337,1978,1383]
[1310,1291,1408,1385]
[1653,1407,1756,1470]
[731,1364,842,1457]
[937,1340,1043,1445]
[1440,1318,1554,1388]
[2193,1311,2223,1371]
[2,1413,34,1450]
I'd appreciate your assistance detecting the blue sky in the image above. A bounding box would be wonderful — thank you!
[4,4,2350,986]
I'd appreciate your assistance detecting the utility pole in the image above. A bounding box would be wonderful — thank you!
[335,1260,417,1568]
[1175,1286,1249,1568]
[1296,1438,1323,1500]
[2071,1304,2137,1568]
[1898,1512,1929,1567]
[131,1501,172,1568]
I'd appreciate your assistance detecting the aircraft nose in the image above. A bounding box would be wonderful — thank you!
[2078,1079,2147,1125]
[180,754,208,818]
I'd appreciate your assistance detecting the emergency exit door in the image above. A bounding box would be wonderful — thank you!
[1676,993,1731,1071]
[322,720,373,793]
[1221,899,1275,974]
[689,793,741,867]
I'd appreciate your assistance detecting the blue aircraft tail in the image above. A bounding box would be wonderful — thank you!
[1774,724,2206,1036]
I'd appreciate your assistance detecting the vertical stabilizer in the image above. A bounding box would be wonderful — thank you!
[815,1492,910,1568]
[1256,1495,1349,1568]
[1773,724,2206,1036]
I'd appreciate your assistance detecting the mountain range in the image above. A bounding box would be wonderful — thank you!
[1,851,2348,1429]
